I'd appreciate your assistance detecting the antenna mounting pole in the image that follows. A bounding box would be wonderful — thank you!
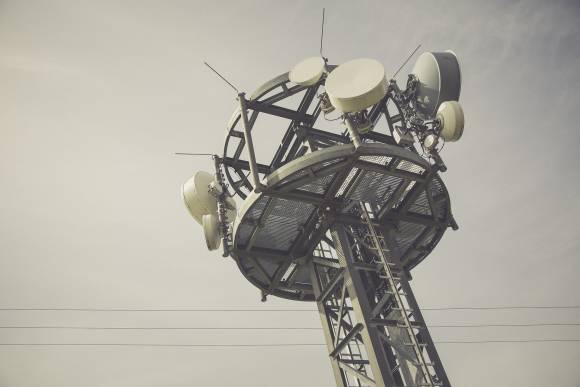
[238,93,265,192]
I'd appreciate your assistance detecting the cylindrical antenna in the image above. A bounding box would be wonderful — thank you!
[204,61,240,93]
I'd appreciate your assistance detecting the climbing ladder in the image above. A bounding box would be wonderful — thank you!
[310,202,450,387]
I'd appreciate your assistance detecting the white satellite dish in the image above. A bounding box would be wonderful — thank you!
[325,58,387,113]
[289,57,326,86]
[182,171,218,225]
[411,51,461,118]
[437,101,464,142]
[202,214,221,250]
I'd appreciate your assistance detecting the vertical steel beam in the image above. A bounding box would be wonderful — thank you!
[311,217,451,386]
[400,279,451,386]
[331,225,397,387]
[212,155,230,257]
[238,92,265,192]
[309,261,349,387]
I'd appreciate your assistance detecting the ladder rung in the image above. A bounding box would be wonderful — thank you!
[339,359,369,365]
[404,342,427,347]
[380,277,402,282]
[371,318,403,327]
[371,318,426,329]
[391,307,414,312]
[385,290,407,296]
[410,361,436,368]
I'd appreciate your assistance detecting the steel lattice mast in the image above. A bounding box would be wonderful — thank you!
[183,52,464,387]
[310,204,449,386]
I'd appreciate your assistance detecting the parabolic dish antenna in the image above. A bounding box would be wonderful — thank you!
[437,100,464,142]
[289,57,326,86]
[325,58,387,113]
[182,171,218,225]
[411,51,461,118]
[202,214,221,250]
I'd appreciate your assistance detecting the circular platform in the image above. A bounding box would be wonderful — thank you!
[231,143,452,301]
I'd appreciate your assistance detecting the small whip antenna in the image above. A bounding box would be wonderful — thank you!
[174,152,216,157]
[204,61,239,93]
[392,44,422,78]
[319,8,327,61]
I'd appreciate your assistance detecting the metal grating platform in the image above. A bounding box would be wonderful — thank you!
[231,142,453,301]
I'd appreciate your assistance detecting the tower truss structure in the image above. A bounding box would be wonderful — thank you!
[200,61,460,386]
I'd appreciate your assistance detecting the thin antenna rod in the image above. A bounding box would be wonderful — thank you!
[392,44,422,78]
[319,8,326,60]
[204,62,239,93]
[174,152,215,157]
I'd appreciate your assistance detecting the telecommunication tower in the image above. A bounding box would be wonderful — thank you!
[182,50,464,386]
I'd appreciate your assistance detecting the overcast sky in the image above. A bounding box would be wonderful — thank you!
[1,1,579,386]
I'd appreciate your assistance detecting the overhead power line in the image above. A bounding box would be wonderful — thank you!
[437,339,580,344]
[422,305,580,311]
[0,322,579,330]
[0,308,316,312]
[0,326,320,330]
[0,339,579,348]
[0,343,322,348]
[1,305,580,313]
[430,323,580,328]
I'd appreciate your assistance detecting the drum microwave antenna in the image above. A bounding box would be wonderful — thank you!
[181,42,466,386]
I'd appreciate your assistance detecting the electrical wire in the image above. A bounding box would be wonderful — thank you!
[0,343,323,348]
[430,323,580,328]
[1,305,578,312]
[436,339,580,344]
[0,323,578,330]
[422,305,580,311]
[0,308,317,312]
[323,113,343,122]
[0,339,578,348]
[0,326,321,330]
